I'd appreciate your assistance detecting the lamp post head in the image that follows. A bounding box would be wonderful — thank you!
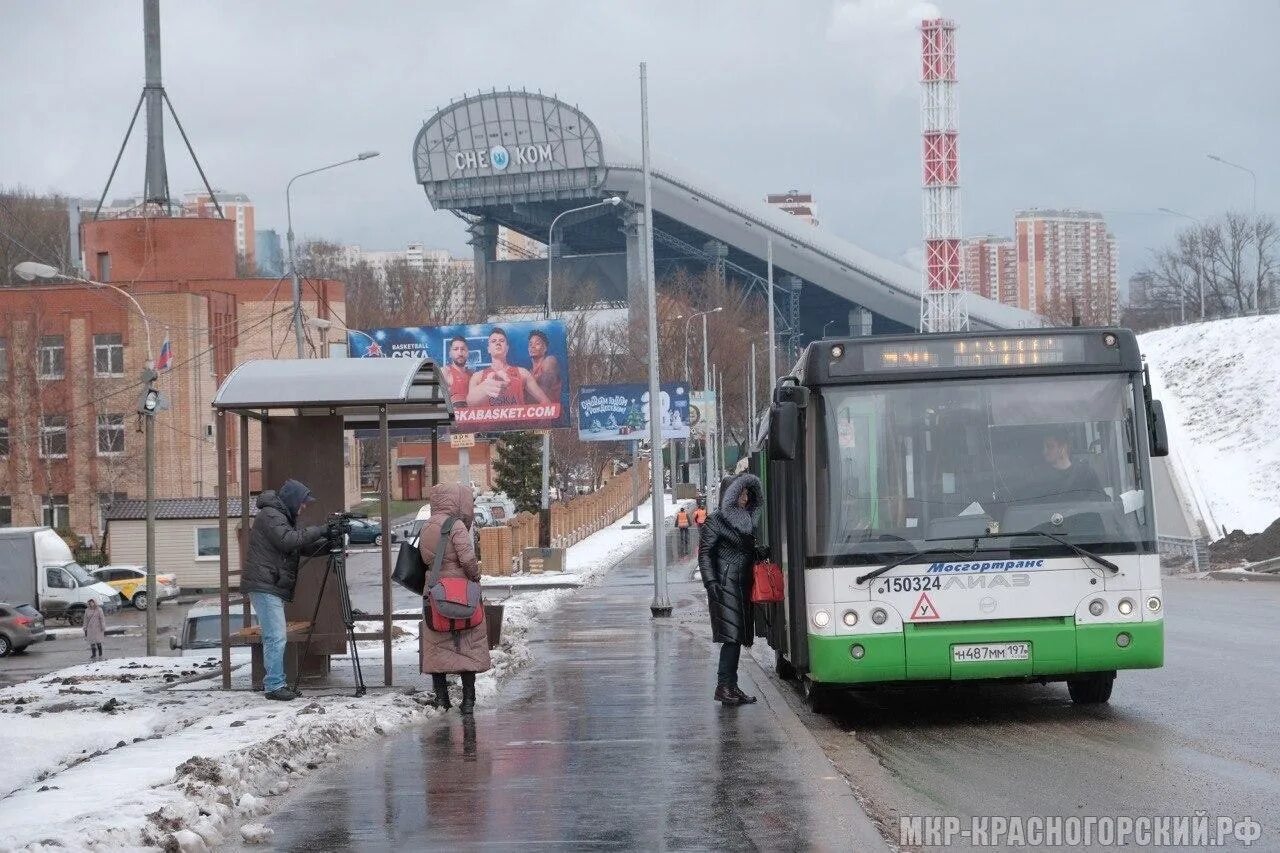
[1207,154,1224,163]
[357,151,380,161]
[603,196,622,206]
[306,317,334,331]
[13,261,61,282]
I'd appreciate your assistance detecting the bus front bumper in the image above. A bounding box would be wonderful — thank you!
[806,617,1163,684]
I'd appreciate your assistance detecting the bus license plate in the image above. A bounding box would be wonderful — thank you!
[952,642,1030,663]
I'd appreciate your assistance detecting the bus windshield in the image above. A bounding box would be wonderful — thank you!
[813,373,1154,564]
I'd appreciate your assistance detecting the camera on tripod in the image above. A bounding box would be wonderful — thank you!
[325,511,366,548]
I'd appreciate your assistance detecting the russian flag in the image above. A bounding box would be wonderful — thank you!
[156,336,173,372]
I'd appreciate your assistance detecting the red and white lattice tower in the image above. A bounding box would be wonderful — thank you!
[919,18,968,332]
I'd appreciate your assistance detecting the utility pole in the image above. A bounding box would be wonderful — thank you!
[766,238,776,401]
[137,368,160,655]
[640,61,670,618]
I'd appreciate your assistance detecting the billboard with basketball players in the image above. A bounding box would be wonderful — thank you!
[349,320,570,433]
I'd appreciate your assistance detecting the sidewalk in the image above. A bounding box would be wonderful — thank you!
[255,527,888,850]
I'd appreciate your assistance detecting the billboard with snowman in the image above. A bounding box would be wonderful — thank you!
[576,382,690,442]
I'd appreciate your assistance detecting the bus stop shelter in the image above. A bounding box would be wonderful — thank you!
[211,357,453,689]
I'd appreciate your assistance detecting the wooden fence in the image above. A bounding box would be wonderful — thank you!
[478,460,650,576]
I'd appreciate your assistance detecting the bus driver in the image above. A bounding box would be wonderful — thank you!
[1039,430,1105,501]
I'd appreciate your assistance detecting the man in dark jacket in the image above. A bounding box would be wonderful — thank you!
[242,479,329,700]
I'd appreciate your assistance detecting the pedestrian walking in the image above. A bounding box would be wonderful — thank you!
[242,479,330,701]
[676,507,692,556]
[83,598,106,661]
[692,504,707,528]
[420,481,492,715]
[698,472,765,706]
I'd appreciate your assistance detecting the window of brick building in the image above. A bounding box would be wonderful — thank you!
[97,414,125,455]
[42,494,70,530]
[38,336,65,379]
[97,252,111,283]
[0,338,8,379]
[0,497,10,527]
[0,419,8,457]
[39,416,68,458]
[93,333,125,377]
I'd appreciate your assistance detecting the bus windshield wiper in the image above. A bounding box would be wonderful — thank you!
[855,546,976,586]
[924,530,1121,574]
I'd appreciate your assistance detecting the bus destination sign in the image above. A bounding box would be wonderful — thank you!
[863,335,1090,372]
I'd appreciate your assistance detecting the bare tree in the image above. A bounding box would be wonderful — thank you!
[0,187,74,281]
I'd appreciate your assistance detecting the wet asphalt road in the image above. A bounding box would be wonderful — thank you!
[250,535,886,852]
[759,575,1280,851]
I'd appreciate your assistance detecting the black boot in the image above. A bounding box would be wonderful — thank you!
[460,672,476,715]
[426,674,451,709]
[729,686,757,704]
[714,685,744,706]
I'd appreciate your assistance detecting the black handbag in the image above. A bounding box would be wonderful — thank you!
[392,538,428,595]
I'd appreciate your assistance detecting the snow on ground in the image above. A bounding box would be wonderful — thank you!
[1140,316,1280,534]
[0,494,684,853]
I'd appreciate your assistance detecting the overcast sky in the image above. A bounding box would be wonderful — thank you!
[3,0,1276,286]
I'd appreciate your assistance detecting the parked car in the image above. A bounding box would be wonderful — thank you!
[90,565,181,610]
[345,518,396,546]
[170,598,253,660]
[0,527,121,625]
[0,602,46,656]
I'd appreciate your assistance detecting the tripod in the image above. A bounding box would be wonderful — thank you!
[292,536,366,697]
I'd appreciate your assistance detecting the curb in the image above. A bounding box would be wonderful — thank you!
[742,648,892,852]
[1208,570,1280,583]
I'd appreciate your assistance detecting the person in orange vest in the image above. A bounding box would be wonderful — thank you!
[692,505,708,527]
[675,507,692,555]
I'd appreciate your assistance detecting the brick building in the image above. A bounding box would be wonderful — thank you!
[1014,209,1117,325]
[961,236,1017,304]
[0,215,353,545]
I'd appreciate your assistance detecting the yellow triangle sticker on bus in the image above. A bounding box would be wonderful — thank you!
[911,592,941,621]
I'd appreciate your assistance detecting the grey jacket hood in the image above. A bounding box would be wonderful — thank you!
[257,479,313,523]
[719,473,763,535]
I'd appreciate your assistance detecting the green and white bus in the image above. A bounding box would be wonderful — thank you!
[755,328,1170,709]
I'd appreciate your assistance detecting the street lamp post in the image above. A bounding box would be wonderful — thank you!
[822,319,838,338]
[1207,154,1258,214]
[677,307,720,492]
[543,197,623,545]
[286,152,380,359]
[14,262,161,653]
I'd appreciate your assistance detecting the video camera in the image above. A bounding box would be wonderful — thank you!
[326,511,367,546]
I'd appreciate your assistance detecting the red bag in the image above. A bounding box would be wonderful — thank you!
[751,561,784,604]
[424,517,485,633]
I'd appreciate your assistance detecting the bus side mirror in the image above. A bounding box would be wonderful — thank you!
[169,636,179,651]
[769,402,801,461]
[1147,399,1170,457]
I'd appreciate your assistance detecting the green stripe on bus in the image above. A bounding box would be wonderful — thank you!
[806,619,1163,684]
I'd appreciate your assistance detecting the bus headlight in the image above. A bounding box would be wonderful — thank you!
[1146,595,1162,613]
[871,608,888,625]
[1088,599,1105,617]
[1118,598,1134,616]
[813,610,831,628]
[842,610,858,627]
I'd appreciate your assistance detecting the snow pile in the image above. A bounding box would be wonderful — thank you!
[0,495,682,852]
[1140,316,1280,534]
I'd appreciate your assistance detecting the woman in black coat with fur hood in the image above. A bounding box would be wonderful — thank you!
[698,472,764,706]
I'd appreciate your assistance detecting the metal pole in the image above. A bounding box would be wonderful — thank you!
[749,341,757,440]
[380,408,393,687]
[144,412,156,655]
[766,238,776,399]
[142,0,169,205]
[216,412,230,689]
[701,312,711,501]
[624,440,645,528]
[431,426,440,486]
[459,447,470,490]
[640,61,670,617]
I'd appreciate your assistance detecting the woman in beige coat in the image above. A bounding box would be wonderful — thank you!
[419,482,491,714]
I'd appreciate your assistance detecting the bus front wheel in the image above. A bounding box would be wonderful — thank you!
[1067,672,1115,705]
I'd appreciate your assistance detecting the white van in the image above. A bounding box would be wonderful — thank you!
[0,527,121,624]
